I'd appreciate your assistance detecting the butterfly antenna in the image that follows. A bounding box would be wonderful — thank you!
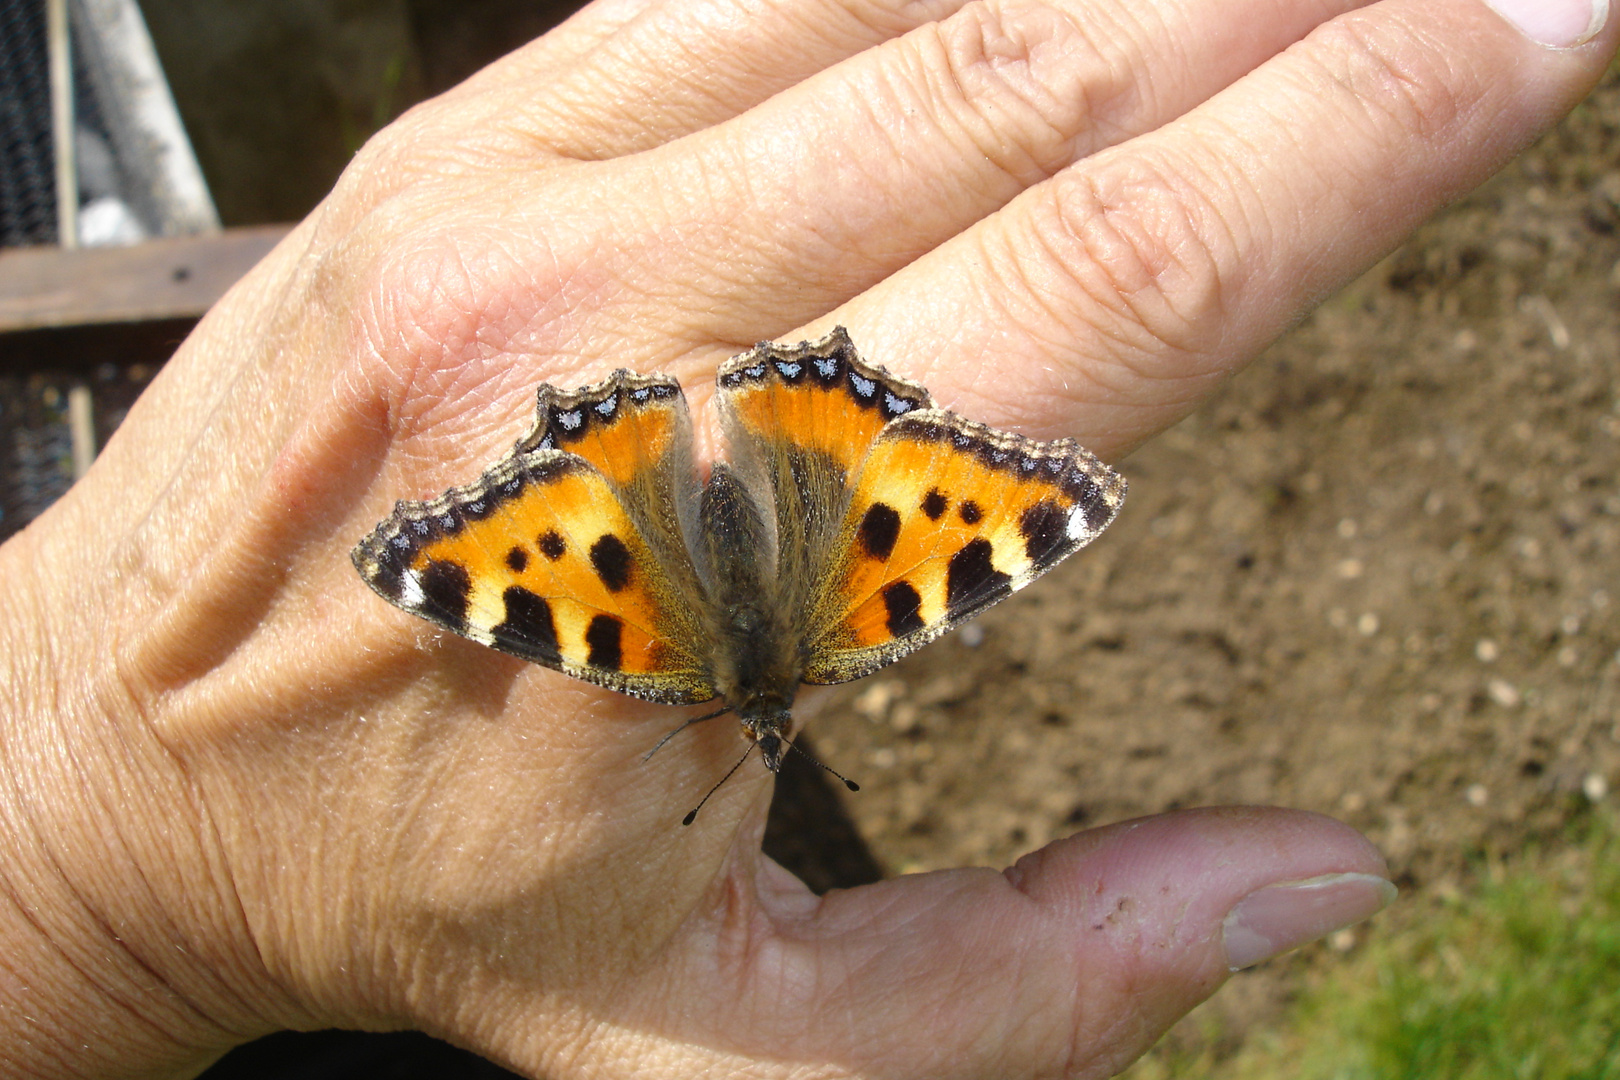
[643,706,732,763]
[682,745,754,826]
[785,738,859,792]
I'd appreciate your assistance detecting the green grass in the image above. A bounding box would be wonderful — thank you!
[1126,809,1620,1079]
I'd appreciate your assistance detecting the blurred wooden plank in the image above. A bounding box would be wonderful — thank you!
[0,224,290,333]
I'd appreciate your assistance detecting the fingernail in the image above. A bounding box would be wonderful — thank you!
[1222,873,1397,971]
[1482,0,1609,48]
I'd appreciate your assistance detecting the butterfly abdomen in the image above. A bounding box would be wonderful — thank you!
[694,460,803,764]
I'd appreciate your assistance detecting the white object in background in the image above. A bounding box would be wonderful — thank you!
[70,0,220,238]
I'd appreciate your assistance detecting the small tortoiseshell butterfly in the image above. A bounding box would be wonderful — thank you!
[353,329,1126,794]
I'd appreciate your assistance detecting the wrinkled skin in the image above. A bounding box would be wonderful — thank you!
[0,0,1611,1076]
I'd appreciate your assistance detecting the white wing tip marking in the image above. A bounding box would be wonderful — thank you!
[400,570,426,609]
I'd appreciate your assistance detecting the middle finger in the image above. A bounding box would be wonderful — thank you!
[586,0,1369,344]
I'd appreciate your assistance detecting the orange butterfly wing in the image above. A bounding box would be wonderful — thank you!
[352,373,716,705]
[714,329,936,626]
[713,329,1126,688]
[802,411,1126,683]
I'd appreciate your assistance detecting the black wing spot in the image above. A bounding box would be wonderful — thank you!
[492,586,561,663]
[921,488,948,520]
[858,502,902,561]
[505,546,529,573]
[419,560,472,626]
[1018,500,1068,562]
[882,581,926,637]
[590,534,633,592]
[585,614,624,670]
[946,538,1012,616]
[958,500,984,525]
[538,530,567,560]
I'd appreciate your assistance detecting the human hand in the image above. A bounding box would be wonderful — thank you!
[0,0,1611,1076]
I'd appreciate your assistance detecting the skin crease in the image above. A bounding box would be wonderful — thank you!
[0,0,1613,1077]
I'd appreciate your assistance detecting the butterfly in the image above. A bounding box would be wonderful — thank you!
[352,328,1126,801]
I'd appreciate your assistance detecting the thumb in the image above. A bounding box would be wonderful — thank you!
[760,806,1392,1078]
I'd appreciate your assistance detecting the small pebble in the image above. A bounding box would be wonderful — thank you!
[1487,679,1520,708]
[889,704,921,733]
[852,680,903,720]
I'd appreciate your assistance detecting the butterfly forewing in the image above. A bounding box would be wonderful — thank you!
[353,443,716,706]
[801,411,1126,685]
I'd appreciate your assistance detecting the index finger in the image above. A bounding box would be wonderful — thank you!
[829,0,1617,455]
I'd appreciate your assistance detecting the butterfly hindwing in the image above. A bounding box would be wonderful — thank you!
[514,369,707,576]
[516,370,688,492]
[352,377,717,706]
[801,410,1127,684]
[716,327,934,481]
[714,328,936,615]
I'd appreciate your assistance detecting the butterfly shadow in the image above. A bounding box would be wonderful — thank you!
[760,733,885,895]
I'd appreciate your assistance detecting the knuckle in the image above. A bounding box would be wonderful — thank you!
[344,215,569,433]
[1024,159,1234,372]
[1302,18,1464,145]
[909,0,1119,182]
